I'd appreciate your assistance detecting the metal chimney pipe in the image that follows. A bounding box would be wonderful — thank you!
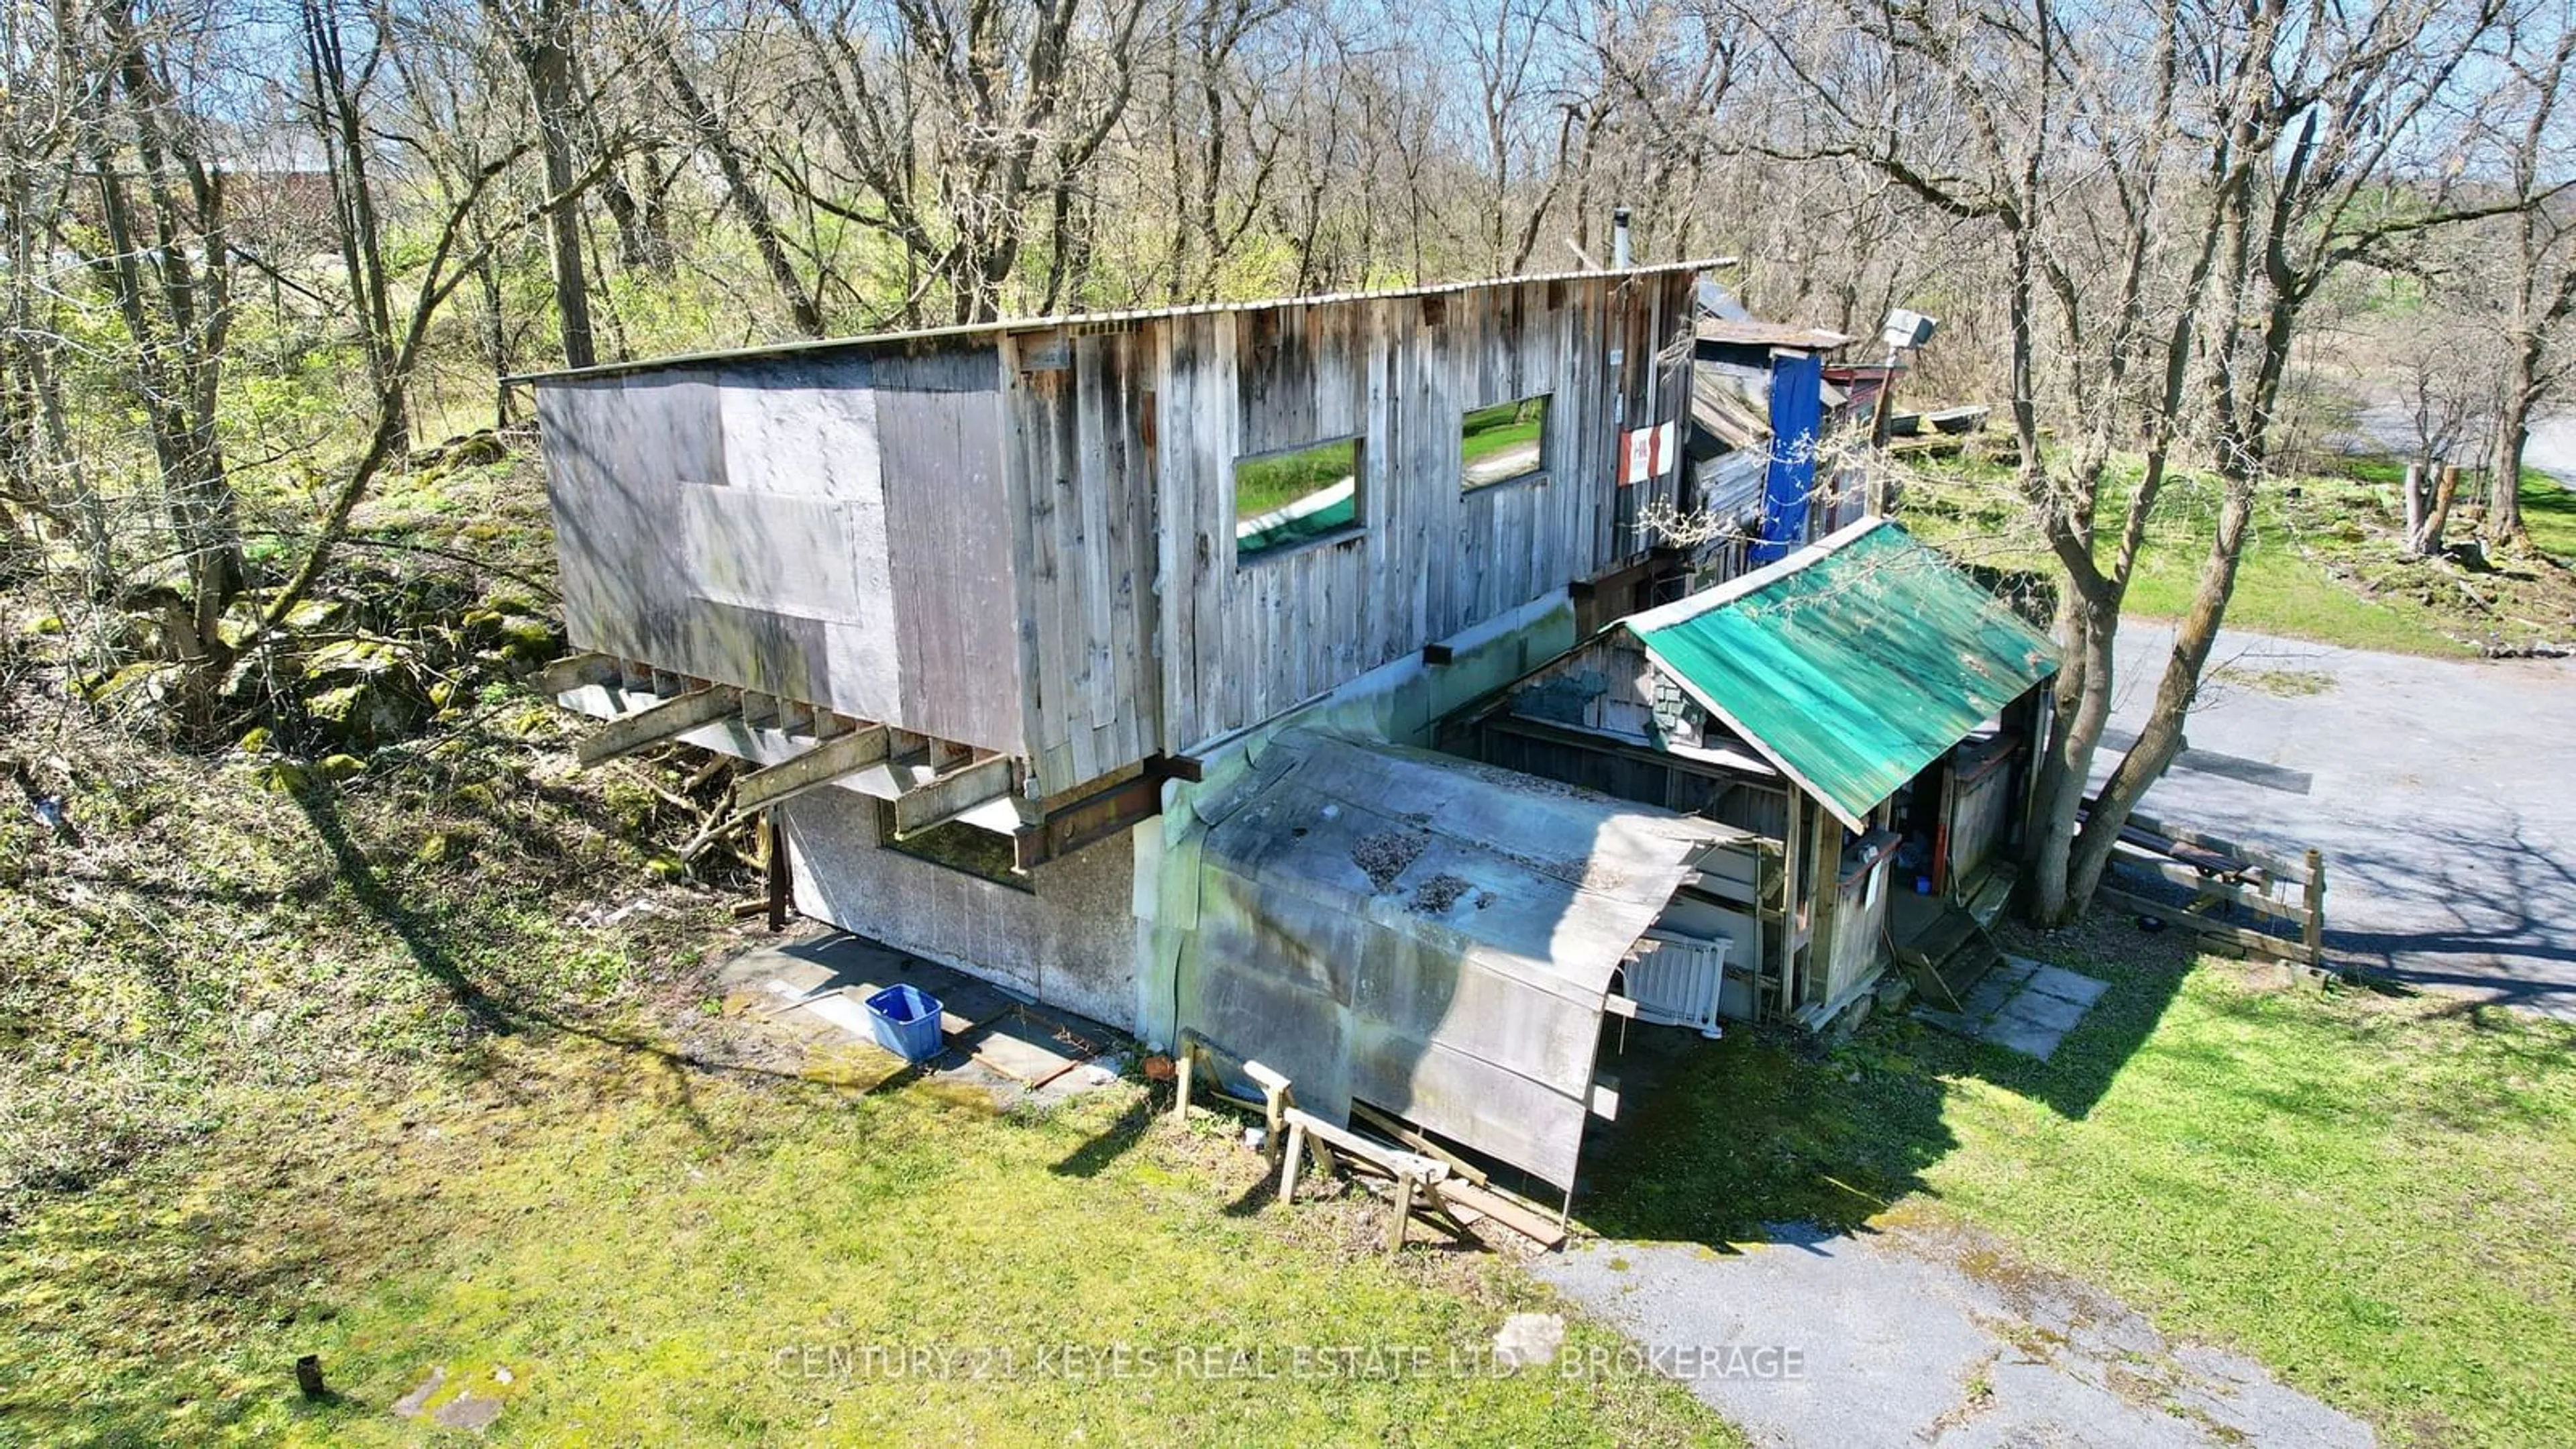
[1611,206,1632,268]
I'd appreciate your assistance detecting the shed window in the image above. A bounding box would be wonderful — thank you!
[885,814,1030,892]
[1461,394,1550,491]
[1235,436,1362,561]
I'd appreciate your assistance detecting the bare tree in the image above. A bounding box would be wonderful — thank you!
[2481,23,2576,544]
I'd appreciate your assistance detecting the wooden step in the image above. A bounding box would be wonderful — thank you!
[1895,904,1980,973]
[1931,934,2000,1002]
[1964,869,2015,929]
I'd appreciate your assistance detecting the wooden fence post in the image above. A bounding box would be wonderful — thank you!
[1171,1048,1193,1126]
[2303,849,2326,965]
[1388,1171,1417,1252]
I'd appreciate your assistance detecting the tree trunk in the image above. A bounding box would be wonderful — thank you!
[511,0,596,370]
[2065,480,2258,907]
[621,0,824,336]
[2412,465,2461,557]
[2487,344,2538,544]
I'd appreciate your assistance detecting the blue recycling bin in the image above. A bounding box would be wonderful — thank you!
[864,983,945,1063]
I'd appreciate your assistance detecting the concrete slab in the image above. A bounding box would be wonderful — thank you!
[1915,957,2109,1061]
[1986,1016,2070,1061]
[2000,989,2092,1034]
[2022,963,2110,1007]
[1956,973,2021,1020]
[1536,1218,2370,1448]
[965,1009,1096,1086]
[714,930,1125,1108]
[1987,955,2040,987]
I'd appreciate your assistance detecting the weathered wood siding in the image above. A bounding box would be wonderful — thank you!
[535,341,1026,756]
[1001,327,1163,793]
[996,271,1695,794]
[537,266,1699,796]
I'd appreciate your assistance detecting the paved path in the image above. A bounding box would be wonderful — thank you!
[1538,1218,2369,1447]
[2099,625,2576,1018]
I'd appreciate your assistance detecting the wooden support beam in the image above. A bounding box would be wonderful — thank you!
[1389,1171,1417,1252]
[1349,1102,1488,1187]
[1016,773,1162,871]
[733,724,892,816]
[1589,1077,1620,1121]
[2108,851,2305,922]
[576,686,739,767]
[1280,1108,1447,1184]
[1245,1060,1292,1165]
[528,651,619,697]
[1171,1049,1195,1126]
[1144,753,1205,784]
[1426,1179,1568,1249]
[2095,885,2316,962]
[764,812,790,930]
[891,755,1014,836]
[1279,1116,1306,1204]
[2302,849,2326,963]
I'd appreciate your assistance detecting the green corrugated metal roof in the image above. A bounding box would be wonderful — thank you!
[1630,521,2057,828]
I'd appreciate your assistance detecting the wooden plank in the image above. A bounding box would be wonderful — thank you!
[1349,1102,1489,1187]
[2302,849,2326,961]
[1428,1177,1566,1249]
[2112,805,2308,882]
[890,755,1014,835]
[733,724,892,814]
[576,685,739,767]
[2107,849,2308,922]
[1278,1118,1306,1204]
[764,812,789,930]
[529,651,621,697]
[1281,1108,1448,1184]
[2095,885,2316,962]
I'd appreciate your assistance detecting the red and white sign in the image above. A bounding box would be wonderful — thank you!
[1619,421,1678,486]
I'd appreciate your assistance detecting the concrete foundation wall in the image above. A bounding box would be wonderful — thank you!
[782,792,1140,1030]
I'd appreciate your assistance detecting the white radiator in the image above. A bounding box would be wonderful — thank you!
[1628,932,1732,1038]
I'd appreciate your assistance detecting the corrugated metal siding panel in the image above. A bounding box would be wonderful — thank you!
[1177,731,1747,1189]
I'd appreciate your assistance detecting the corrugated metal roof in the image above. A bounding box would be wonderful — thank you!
[510,258,1726,384]
[1179,729,1752,1189]
[1627,520,2057,830]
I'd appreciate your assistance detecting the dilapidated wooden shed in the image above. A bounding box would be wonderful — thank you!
[1449,519,2059,1022]
[525,262,1711,1074]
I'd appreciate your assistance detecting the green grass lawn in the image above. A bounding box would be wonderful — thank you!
[0,1034,1734,1446]
[1579,919,2576,1446]
[2520,465,2576,558]
[1901,452,2576,656]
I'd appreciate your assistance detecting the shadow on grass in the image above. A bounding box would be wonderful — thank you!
[1052,1099,1152,1179]
[1572,920,2191,1249]
[287,780,513,1036]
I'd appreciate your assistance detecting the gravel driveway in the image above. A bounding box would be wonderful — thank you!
[1536,1218,2369,1447]
[2100,623,2576,1019]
